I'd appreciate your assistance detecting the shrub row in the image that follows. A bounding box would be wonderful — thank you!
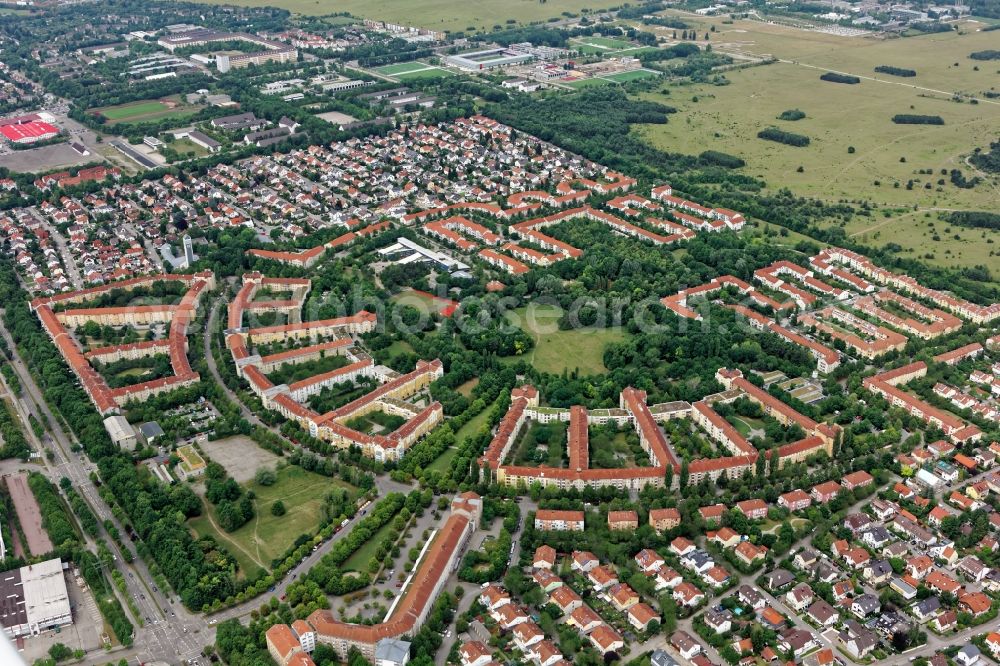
[757,127,810,147]
[820,72,860,84]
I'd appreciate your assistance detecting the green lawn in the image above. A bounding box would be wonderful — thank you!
[396,67,454,81]
[376,61,430,75]
[190,466,356,573]
[572,36,633,50]
[603,69,661,83]
[566,77,614,88]
[342,518,395,572]
[505,304,629,375]
[91,98,203,125]
[426,445,460,474]
[455,397,499,442]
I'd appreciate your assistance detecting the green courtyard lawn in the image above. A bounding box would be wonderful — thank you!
[189,465,357,574]
[345,409,407,435]
[505,304,630,375]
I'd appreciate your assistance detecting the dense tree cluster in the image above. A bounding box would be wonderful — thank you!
[757,127,811,147]
[947,211,1000,230]
[874,65,917,77]
[891,114,944,125]
[970,140,1000,174]
[820,72,861,84]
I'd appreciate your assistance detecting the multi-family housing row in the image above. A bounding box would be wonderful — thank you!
[266,493,480,665]
[31,272,215,427]
[813,247,1000,324]
[225,273,443,461]
[479,368,837,491]
[863,359,983,443]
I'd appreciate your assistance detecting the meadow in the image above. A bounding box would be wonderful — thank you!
[190,465,356,576]
[505,304,630,375]
[191,0,610,33]
[633,14,1000,269]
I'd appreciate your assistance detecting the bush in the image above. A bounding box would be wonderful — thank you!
[757,127,810,147]
[777,109,806,121]
[969,50,1000,61]
[271,500,286,517]
[254,467,276,486]
[820,72,860,84]
[874,65,916,77]
[891,114,944,125]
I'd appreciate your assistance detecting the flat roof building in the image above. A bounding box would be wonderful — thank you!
[0,558,73,637]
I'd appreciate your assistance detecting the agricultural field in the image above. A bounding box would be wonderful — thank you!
[632,14,1000,270]
[505,304,630,375]
[191,0,611,32]
[90,96,203,125]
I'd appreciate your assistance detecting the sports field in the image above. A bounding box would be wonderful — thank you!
[603,69,661,83]
[91,96,202,125]
[505,304,630,375]
[375,61,454,80]
[565,68,661,88]
[570,36,634,52]
[633,14,1000,269]
[190,0,609,33]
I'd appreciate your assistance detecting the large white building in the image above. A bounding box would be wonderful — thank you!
[0,558,73,637]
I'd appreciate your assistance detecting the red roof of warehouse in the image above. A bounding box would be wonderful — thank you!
[0,121,59,141]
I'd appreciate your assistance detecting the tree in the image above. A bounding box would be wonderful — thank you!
[679,459,689,493]
[272,500,286,516]
[48,643,73,662]
[255,467,277,486]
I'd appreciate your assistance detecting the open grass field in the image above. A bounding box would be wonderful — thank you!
[505,304,629,375]
[396,67,455,81]
[375,61,455,80]
[566,77,614,89]
[603,68,661,83]
[571,35,634,50]
[191,0,610,33]
[91,96,202,125]
[632,14,1000,270]
[190,465,356,574]
[375,61,431,75]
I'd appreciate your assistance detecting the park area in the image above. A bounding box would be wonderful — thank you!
[634,14,1000,270]
[504,304,629,375]
[90,95,202,125]
[189,464,357,576]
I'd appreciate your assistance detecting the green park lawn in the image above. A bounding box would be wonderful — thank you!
[505,304,629,375]
[190,465,356,575]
